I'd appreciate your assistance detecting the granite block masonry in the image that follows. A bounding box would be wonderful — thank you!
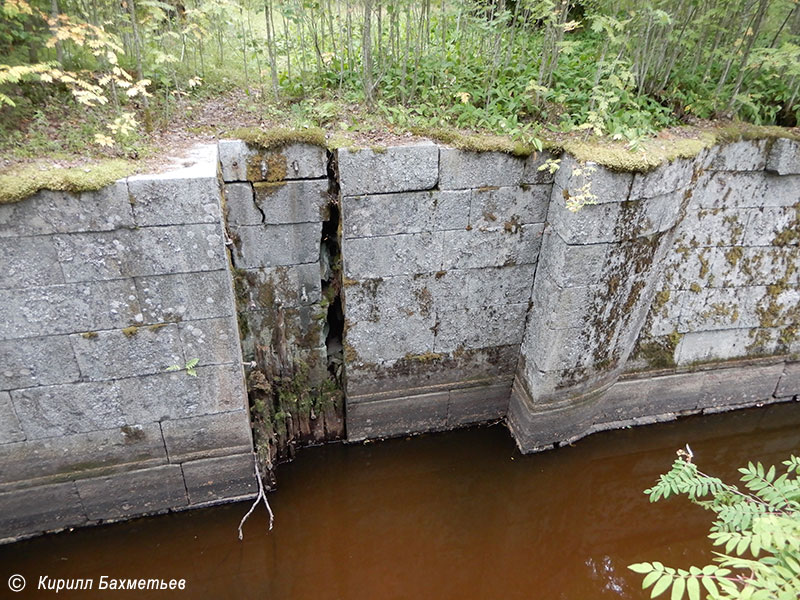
[1,134,799,542]
[1,145,255,543]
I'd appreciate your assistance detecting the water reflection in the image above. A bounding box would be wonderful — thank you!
[2,401,798,599]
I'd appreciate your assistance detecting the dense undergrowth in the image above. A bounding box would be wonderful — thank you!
[1,0,800,164]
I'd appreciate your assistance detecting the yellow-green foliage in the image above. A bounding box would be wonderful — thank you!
[229,126,326,150]
[561,134,715,172]
[0,159,136,204]
[408,127,546,157]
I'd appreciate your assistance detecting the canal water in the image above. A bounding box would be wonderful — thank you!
[2,401,799,599]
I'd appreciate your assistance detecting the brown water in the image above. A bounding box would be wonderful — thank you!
[2,402,799,600]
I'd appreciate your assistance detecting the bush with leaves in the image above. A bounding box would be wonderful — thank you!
[629,448,800,600]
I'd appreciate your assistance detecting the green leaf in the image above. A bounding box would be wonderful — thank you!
[185,358,200,369]
[166,364,181,372]
[686,576,700,600]
[629,563,654,574]
[651,574,673,598]
[670,576,685,600]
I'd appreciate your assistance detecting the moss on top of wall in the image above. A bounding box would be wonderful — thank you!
[229,126,327,150]
[0,159,137,204]
[409,126,545,157]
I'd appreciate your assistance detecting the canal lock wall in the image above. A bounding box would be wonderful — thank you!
[1,135,798,541]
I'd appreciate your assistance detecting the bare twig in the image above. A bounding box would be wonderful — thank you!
[238,453,274,540]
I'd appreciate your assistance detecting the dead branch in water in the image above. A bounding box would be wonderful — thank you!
[238,452,274,540]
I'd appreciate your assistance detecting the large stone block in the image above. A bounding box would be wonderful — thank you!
[440,223,544,270]
[239,305,326,360]
[219,139,327,182]
[446,383,511,428]
[0,182,133,238]
[346,391,449,441]
[434,303,528,352]
[338,143,438,195]
[128,175,221,226]
[0,336,80,391]
[342,189,469,238]
[343,231,443,278]
[346,312,435,363]
[767,138,800,175]
[343,273,451,323]
[0,424,166,488]
[439,148,524,190]
[521,151,560,184]
[135,270,235,323]
[0,280,141,341]
[52,229,130,282]
[694,172,800,209]
[464,264,537,307]
[70,324,184,380]
[678,286,764,332]
[547,189,622,244]
[521,318,584,373]
[776,362,800,398]
[231,222,321,269]
[0,481,86,539]
[674,328,756,365]
[119,363,246,423]
[532,273,599,330]
[0,236,64,289]
[182,453,257,504]
[706,139,769,171]
[160,410,253,462]
[554,155,633,203]
[743,206,798,246]
[645,288,687,337]
[236,263,322,310]
[676,208,750,247]
[469,185,549,228]
[536,229,609,287]
[12,381,126,440]
[179,317,241,366]
[76,465,188,520]
[629,158,695,200]
[252,179,330,224]
[701,363,785,407]
[0,392,25,443]
[224,182,258,225]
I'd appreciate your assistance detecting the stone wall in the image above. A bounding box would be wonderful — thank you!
[0,146,255,542]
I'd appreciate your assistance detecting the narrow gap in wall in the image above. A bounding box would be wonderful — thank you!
[321,150,345,387]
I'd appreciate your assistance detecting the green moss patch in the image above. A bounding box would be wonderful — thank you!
[0,159,137,204]
[408,127,544,157]
[228,126,327,150]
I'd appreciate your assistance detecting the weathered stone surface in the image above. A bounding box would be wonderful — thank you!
[236,263,322,309]
[0,236,64,289]
[521,151,559,184]
[547,190,622,244]
[629,158,695,200]
[767,138,800,175]
[446,383,511,428]
[464,264,536,307]
[342,190,469,238]
[345,344,519,399]
[238,306,326,360]
[182,453,257,504]
[469,185,549,228]
[0,336,80,391]
[129,175,221,226]
[0,182,133,238]
[0,392,25,443]
[346,391,449,441]
[434,303,529,353]
[135,270,234,323]
[119,363,246,423]
[532,273,599,330]
[338,143,438,195]
[231,222,322,268]
[252,179,330,224]
[701,363,785,407]
[0,280,141,340]
[224,182,258,225]
[674,329,754,365]
[555,155,633,203]
[645,289,687,337]
[343,231,443,278]
[521,317,583,372]
[707,139,769,171]
[12,381,126,440]
[347,312,435,362]
[160,410,253,462]
[219,139,327,182]
[439,148,524,190]
[537,229,609,287]
[0,424,166,487]
[440,223,544,270]
[343,274,449,323]
[54,224,227,281]
[679,286,763,332]
[76,465,188,520]
[179,317,241,366]
[776,362,800,398]
[0,482,86,539]
[676,208,750,247]
[70,324,184,380]
[694,172,800,209]
[744,207,798,246]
